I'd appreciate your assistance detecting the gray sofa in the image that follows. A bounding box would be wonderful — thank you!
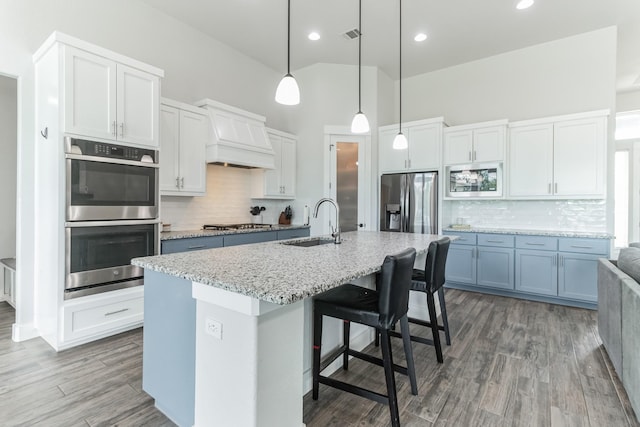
[598,256,640,418]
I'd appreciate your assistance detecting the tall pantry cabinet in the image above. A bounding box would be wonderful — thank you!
[33,32,163,350]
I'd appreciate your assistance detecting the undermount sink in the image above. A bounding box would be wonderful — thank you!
[281,238,335,247]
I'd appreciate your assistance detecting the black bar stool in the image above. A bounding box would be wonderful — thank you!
[404,237,452,363]
[312,248,417,427]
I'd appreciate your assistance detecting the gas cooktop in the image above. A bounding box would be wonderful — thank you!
[203,223,273,231]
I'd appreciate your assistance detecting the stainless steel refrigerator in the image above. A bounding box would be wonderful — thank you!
[380,172,438,234]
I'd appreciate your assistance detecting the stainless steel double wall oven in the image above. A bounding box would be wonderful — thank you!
[64,137,160,299]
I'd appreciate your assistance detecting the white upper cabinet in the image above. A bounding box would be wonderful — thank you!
[379,117,445,173]
[160,100,208,196]
[62,45,160,147]
[508,111,607,199]
[444,122,506,165]
[252,129,296,199]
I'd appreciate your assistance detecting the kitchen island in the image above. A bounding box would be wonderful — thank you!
[132,231,447,427]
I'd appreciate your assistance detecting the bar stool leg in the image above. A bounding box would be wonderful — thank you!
[379,329,400,427]
[399,315,418,395]
[426,292,443,363]
[312,310,323,400]
[437,288,451,346]
[343,320,350,370]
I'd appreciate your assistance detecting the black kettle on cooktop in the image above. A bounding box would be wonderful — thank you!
[250,206,266,216]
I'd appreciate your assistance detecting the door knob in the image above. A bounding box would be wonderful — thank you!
[358,223,365,228]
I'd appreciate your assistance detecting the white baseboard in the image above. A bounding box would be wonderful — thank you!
[12,322,39,342]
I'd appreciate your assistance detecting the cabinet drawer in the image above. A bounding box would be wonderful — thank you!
[515,235,557,251]
[223,231,277,247]
[277,228,310,240]
[477,234,514,248]
[558,238,609,255]
[63,288,144,342]
[161,236,223,254]
[445,232,477,245]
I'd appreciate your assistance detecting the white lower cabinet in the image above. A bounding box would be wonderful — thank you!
[160,99,208,196]
[62,287,144,346]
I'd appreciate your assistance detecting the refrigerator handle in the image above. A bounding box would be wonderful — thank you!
[403,175,411,233]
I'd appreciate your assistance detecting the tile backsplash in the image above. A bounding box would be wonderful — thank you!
[160,164,296,231]
[443,199,607,232]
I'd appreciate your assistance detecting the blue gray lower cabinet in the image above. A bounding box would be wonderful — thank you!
[161,236,223,254]
[143,270,196,427]
[444,231,609,309]
[223,230,277,246]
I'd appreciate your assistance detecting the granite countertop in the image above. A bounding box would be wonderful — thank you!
[133,231,446,305]
[442,227,613,239]
[161,224,310,241]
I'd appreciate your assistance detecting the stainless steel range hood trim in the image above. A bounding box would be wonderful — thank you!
[196,98,276,169]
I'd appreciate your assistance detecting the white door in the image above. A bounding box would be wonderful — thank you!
[117,64,159,147]
[326,132,371,234]
[179,109,208,194]
[508,124,554,197]
[159,105,180,193]
[64,46,117,140]
[444,130,473,165]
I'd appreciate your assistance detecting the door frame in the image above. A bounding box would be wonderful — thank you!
[322,126,373,235]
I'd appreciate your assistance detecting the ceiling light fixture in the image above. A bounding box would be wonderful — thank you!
[392,0,408,150]
[516,0,534,10]
[414,33,427,42]
[275,0,300,105]
[308,32,320,41]
[351,0,370,134]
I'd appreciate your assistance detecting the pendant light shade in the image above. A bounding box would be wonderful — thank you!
[393,0,407,150]
[350,0,370,133]
[275,0,300,105]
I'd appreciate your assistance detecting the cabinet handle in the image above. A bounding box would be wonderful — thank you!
[181,177,184,188]
[553,255,557,266]
[119,122,124,138]
[468,151,471,161]
[560,255,564,267]
[525,242,545,246]
[105,308,129,317]
[112,121,117,136]
[570,245,592,249]
[408,159,411,168]
[176,177,180,188]
[187,245,206,250]
[548,183,551,194]
[555,183,558,193]
[473,150,477,161]
[404,160,407,169]
[486,240,504,243]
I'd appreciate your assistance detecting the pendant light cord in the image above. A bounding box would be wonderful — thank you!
[358,0,362,113]
[398,0,402,134]
[287,0,291,75]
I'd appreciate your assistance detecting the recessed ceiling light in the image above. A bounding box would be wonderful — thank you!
[414,33,428,42]
[516,0,534,10]
[308,32,320,41]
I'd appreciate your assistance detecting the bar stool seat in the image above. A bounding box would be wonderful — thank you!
[312,248,417,427]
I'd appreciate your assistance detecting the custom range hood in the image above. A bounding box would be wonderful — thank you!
[196,98,275,169]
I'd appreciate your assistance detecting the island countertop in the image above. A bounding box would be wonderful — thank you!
[132,231,446,305]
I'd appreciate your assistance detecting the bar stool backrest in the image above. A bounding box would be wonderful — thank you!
[377,248,416,329]
[432,237,451,292]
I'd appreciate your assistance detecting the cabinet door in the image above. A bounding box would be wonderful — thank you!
[445,245,476,284]
[178,110,207,195]
[509,124,554,197]
[473,126,504,162]
[159,105,181,193]
[379,128,408,172]
[64,46,117,140]
[553,117,605,197]
[515,249,558,296]
[263,134,283,196]
[223,231,277,247]
[408,124,440,170]
[558,252,599,302]
[443,130,473,165]
[116,64,159,147]
[476,247,514,290]
[280,137,296,197]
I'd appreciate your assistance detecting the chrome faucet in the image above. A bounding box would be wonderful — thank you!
[313,198,341,244]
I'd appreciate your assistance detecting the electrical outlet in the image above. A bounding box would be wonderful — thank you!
[205,317,223,340]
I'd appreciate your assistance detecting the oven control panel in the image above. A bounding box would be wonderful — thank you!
[66,137,157,163]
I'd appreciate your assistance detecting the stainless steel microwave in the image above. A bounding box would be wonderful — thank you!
[445,162,503,198]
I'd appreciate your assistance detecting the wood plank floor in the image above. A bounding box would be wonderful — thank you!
[0,289,638,426]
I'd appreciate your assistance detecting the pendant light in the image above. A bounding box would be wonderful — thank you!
[392,0,408,150]
[350,0,370,133]
[275,0,300,105]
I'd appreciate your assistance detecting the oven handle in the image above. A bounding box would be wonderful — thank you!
[65,219,161,228]
[65,153,159,168]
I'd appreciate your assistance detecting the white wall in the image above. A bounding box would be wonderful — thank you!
[0,0,292,337]
[0,75,17,261]
[617,89,640,112]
